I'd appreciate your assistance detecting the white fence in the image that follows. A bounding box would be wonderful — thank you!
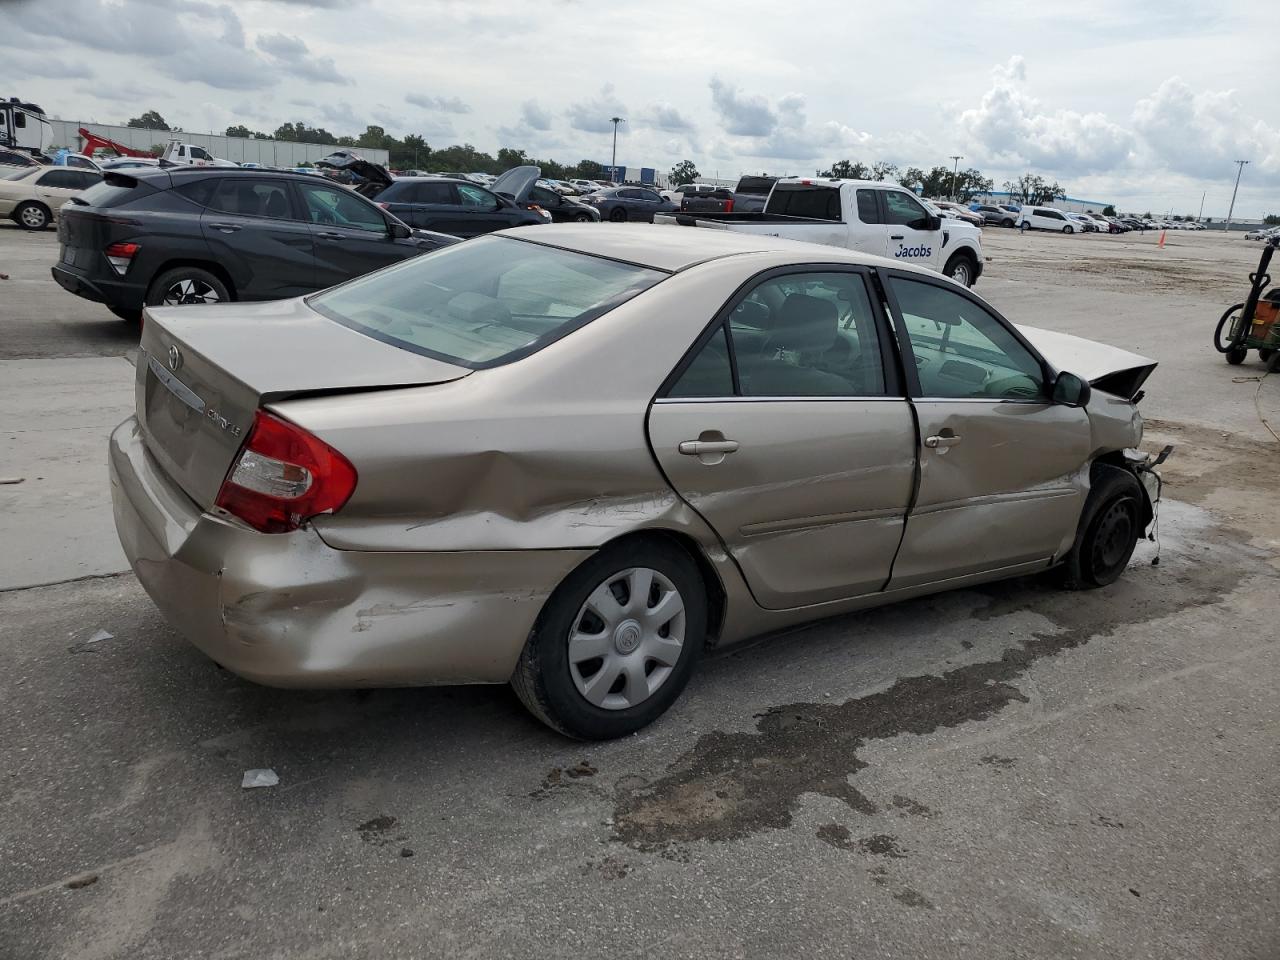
[49,120,389,167]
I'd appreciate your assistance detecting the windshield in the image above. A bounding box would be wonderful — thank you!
[308,236,665,368]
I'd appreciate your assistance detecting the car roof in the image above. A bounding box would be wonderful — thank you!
[504,222,916,274]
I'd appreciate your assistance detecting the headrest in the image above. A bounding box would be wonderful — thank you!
[732,299,770,329]
[772,294,837,352]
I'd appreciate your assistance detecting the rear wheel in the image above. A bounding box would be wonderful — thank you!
[609,207,628,223]
[573,212,593,223]
[1002,218,1015,227]
[14,201,50,231]
[1059,465,1144,589]
[1226,346,1248,365]
[511,538,706,739]
[145,267,230,307]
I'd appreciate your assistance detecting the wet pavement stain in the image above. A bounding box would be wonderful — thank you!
[859,834,906,859]
[815,823,856,851]
[357,815,398,845]
[611,550,1242,851]
[980,755,1017,769]
[894,888,934,909]
[891,795,932,817]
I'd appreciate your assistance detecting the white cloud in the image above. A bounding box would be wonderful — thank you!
[566,84,628,134]
[709,76,776,137]
[958,55,1133,175]
[520,101,552,132]
[644,103,696,133]
[1132,77,1280,184]
[405,93,472,114]
[256,32,351,85]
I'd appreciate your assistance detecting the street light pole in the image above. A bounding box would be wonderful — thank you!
[610,117,624,181]
[949,155,963,200]
[1224,160,1249,231]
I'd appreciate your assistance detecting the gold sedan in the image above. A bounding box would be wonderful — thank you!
[110,225,1163,739]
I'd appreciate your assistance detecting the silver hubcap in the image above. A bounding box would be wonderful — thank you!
[569,567,685,711]
[20,206,45,227]
[163,278,221,305]
[951,262,971,285]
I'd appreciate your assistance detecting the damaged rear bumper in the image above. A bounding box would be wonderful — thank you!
[109,416,588,687]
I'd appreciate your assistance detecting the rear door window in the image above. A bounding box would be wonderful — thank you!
[36,170,82,189]
[855,189,880,224]
[456,184,499,210]
[208,178,295,219]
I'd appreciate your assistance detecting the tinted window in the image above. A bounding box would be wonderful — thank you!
[408,181,456,204]
[890,278,1046,400]
[668,325,734,398]
[74,171,102,189]
[175,178,218,207]
[855,188,880,223]
[530,186,561,205]
[735,176,775,196]
[297,181,386,232]
[766,186,841,221]
[190,147,210,160]
[209,178,294,219]
[78,177,148,209]
[0,150,30,165]
[882,190,928,226]
[618,189,642,200]
[456,184,498,210]
[36,170,82,189]
[309,236,663,367]
[640,190,663,202]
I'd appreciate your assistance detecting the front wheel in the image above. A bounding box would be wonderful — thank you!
[511,538,706,739]
[608,207,628,223]
[1001,218,1015,227]
[944,253,976,288]
[573,212,593,223]
[1226,346,1248,365]
[1059,465,1144,590]
[1214,303,1247,354]
[1064,225,1074,234]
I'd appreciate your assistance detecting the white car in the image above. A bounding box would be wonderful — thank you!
[1068,214,1098,233]
[1018,207,1080,233]
[0,164,101,230]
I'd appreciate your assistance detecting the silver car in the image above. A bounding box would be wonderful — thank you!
[111,225,1163,739]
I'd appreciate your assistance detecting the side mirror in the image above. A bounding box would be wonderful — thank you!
[388,221,412,239]
[1052,371,1091,407]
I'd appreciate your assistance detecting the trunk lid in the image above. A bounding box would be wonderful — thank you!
[1017,325,1158,400]
[490,165,540,205]
[137,297,470,509]
[314,150,394,197]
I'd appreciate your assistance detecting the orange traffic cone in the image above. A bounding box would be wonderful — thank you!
[1158,230,1166,248]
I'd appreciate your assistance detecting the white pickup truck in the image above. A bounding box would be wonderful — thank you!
[160,139,238,168]
[656,177,985,287]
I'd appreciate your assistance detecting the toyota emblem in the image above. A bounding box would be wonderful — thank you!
[167,345,182,372]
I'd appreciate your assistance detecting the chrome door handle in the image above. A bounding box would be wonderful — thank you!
[678,439,739,456]
[924,434,962,449]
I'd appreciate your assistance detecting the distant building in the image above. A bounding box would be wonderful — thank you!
[970,189,1114,214]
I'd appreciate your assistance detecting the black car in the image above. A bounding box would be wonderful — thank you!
[584,186,678,222]
[731,175,777,213]
[527,184,599,223]
[317,153,547,237]
[51,166,457,322]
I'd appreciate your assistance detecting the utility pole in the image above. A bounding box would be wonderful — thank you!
[610,116,624,181]
[949,155,963,200]
[1198,191,1205,222]
[1224,160,1249,231]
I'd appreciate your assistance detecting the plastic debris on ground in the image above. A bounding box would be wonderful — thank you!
[86,630,113,643]
[241,768,280,789]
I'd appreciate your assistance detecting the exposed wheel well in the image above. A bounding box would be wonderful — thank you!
[1090,454,1154,529]
[148,259,237,300]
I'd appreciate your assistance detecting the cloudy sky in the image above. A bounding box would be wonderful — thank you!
[1,0,1276,216]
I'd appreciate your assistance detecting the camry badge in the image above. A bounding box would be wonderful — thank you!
[167,345,183,372]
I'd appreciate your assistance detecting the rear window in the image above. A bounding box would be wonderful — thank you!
[2,166,40,181]
[766,185,842,221]
[735,176,775,196]
[77,174,154,208]
[308,236,665,368]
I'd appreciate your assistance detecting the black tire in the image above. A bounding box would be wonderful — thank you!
[1059,464,1144,590]
[108,305,142,323]
[1064,225,1074,234]
[573,212,593,223]
[944,252,977,288]
[1226,346,1248,365]
[14,201,51,231]
[608,207,628,223]
[1001,218,1015,227]
[1259,348,1274,362]
[1269,351,1280,373]
[511,538,707,740]
[1214,303,1247,353]
[145,267,230,307]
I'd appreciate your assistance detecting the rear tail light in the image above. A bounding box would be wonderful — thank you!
[724,198,735,213]
[215,410,357,534]
[104,241,140,275]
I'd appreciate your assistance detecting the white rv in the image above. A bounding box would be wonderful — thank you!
[0,98,52,155]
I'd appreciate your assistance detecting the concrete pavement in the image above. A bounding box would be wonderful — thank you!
[1,222,1277,959]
